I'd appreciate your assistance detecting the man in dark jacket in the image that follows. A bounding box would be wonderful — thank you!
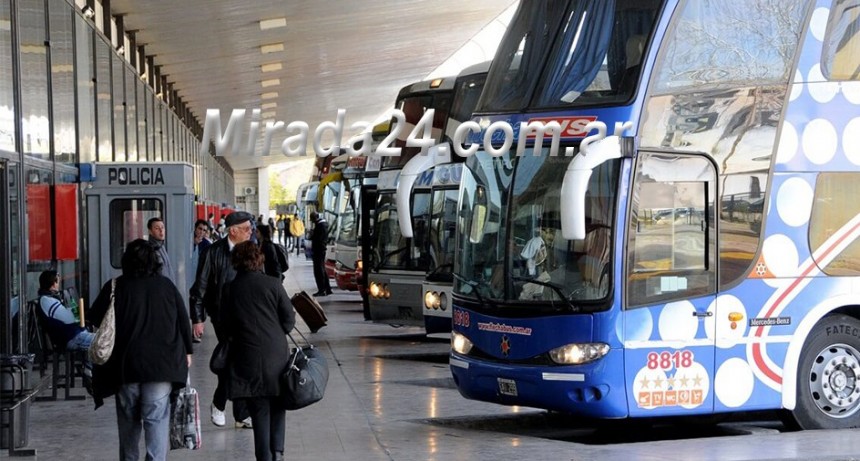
[310,211,333,297]
[189,210,254,429]
[147,217,176,284]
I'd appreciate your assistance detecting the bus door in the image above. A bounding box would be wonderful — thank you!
[623,152,718,416]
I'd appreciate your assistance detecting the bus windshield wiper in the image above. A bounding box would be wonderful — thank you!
[374,246,408,270]
[427,263,453,277]
[512,275,581,312]
[453,273,497,310]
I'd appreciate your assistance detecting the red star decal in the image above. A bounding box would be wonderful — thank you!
[500,335,511,356]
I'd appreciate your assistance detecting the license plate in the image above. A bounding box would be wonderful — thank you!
[498,378,518,396]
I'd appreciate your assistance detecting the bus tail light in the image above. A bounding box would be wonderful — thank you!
[451,331,473,355]
[548,343,609,365]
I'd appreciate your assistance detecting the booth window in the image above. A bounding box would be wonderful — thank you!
[109,199,163,268]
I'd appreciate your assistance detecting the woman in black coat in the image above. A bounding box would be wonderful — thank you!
[222,241,295,461]
[89,239,193,461]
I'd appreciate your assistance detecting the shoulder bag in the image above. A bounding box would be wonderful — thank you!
[88,278,117,365]
[209,341,230,374]
[279,329,328,410]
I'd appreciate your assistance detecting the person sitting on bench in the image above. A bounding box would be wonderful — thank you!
[37,270,94,353]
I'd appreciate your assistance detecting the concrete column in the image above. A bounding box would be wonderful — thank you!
[258,165,270,217]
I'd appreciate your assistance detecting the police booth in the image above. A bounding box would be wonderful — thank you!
[82,163,194,304]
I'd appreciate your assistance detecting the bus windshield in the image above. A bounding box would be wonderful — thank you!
[382,93,453,169]
[336,184,360,246]
[479,0,660,112]
[455,149,620,308]
[427,187,459,282]
[372,191,433,271]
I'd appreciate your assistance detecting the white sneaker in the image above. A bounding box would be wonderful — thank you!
[234,417,253,429]
[211,404,226,427]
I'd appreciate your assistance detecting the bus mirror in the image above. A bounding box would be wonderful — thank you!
[469,203,487,244]
[560,135,624,240]
[396,143,452,238]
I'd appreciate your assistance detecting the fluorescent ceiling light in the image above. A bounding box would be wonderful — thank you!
[262,102,277,110]
[259,18,287,30]
[260,43,284,54]
[261,92,278,100]
[262,111,276,119]
[261,79,280,88]
[261,62,282,73]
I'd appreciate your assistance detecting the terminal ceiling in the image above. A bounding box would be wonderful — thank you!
[109,0,517,171]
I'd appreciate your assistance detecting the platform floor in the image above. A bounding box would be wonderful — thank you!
[22,258,860,460]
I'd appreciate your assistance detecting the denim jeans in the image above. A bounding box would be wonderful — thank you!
[116,382,173,461]
[66,330,94,351]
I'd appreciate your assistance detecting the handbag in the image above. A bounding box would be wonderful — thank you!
[170,375,202,450]
[279,330,328,410]
[209,341,230,374]
[274,242,289,273]
[88,279,117,365]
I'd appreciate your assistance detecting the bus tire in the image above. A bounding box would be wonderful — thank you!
[789,314,860,430]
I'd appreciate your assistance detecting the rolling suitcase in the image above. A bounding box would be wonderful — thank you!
[291,291,327,333]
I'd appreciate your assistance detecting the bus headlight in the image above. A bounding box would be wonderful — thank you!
[356,259,363,270]
[451,331,473,355]
[548,343,610,365]
[369,282,382,298]
[424,291,440,309]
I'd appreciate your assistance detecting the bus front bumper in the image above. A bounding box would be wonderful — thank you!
[449,349,628,418]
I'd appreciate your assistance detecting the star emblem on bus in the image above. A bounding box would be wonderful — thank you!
[500,335,511,356]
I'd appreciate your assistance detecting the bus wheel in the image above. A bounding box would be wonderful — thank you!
[790,314,860,430]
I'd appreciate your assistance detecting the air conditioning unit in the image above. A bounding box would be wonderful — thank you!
[243,186,257,196]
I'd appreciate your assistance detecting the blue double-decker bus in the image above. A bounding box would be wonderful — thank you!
[450,0,860,430]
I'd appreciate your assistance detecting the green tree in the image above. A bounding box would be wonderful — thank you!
[269,174,290,207]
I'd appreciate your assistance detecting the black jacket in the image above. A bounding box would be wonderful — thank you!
[89,275,193,409]
[311,218,328,253]
[222,271,295,399]
[189,237,236,325]
[261,240,282,278]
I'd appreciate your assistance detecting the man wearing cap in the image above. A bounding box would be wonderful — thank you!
[189,210,254,429]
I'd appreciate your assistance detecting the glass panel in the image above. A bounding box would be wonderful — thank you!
[411,191,432,271]
[427,188,459,281]
[535,0,660,107]
[627,153,716,307]
[455,149,620,306]
[50,0,75,165]
[112,54,125,161]
[455,151,513,300]
[0,0,14,152]
[478,0,568,111]
[95,38,112,161]
[810,173,860,275]
[108,198,163,268]
[137,80,146,160]
[125,68,137,161]
[371,193,405,270]
[719,173,765,287]
[155,103,164,161]
[19,0,50,159]
[822,0,860,80]
[148,88,155,160]
[509,152,617,302]
[336,186,359,245]
[75,14,95,162]
[382,92,452,169]
[652,0,806,93]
